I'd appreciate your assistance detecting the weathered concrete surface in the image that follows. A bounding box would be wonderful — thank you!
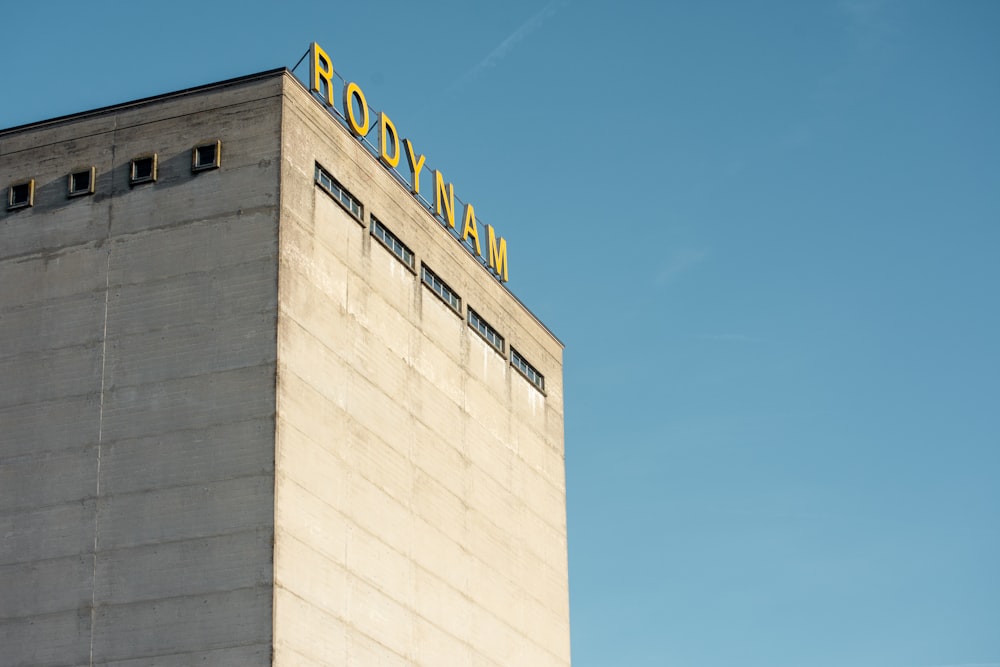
[1,69,570,666]
[273,74,570,666]
[0,72,281,666]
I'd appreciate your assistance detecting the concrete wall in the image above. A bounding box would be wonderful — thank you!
[274,74,570,666]
[0,74,282,666]
[0,69,570,666]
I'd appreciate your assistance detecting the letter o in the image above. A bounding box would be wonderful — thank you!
[344,81,370,137]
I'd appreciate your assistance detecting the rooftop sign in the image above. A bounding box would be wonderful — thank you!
[306,42,509,283]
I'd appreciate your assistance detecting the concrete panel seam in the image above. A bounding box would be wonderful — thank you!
[89,135,115,667]
[275,523,567,665]
[276,355,565,536]
[274,472,566,637]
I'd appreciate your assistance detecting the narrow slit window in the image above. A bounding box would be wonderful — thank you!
[68,167,96,197]
[7,179,35,210]
[315,163,363,222]
[468,309,505,355]
[371,217,415,270]
[421,265,461,314]
[130,155,157,185]
[511,348,545,392]
[192,140,221,172]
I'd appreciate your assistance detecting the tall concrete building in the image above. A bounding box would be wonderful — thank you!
[0,65,568,666]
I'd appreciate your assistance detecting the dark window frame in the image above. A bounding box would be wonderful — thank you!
[511,347,545,393]
[68,167,96,197]
[192,140,221,172]
[315,163,363,224]
[468,308,505,356]
[371,216,416,271]
[129,154,158,185]
[7,179,35,210]
[421,264,461,315]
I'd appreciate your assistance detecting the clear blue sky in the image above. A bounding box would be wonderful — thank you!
[4,1,998,665]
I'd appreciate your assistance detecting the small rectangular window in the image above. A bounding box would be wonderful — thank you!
[468,309,505,355]
[192,140,221,172]
[371,217,415,270]
[7,179,34,210]
[68,167,96,197]
[130,155,157,185]
[315,164,363,222]
[421,265,461,314]
[511,348,545,392]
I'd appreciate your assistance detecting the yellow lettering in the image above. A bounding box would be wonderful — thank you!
[378,112,400,169]
[461,203,482,256]
[307,42,510,284]
[434,170,455,228]
[404,140,425,195]
[344,82,370,137]
[487,225,508,282]
[310,43,334,107]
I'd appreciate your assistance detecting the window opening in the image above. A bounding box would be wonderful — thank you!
[7,179,34,209]
[315,164,363,222]
[511,348,545,392]
[468,309,505,355]
[371,217,415,269]
[68,167,96,197]
[130,155,157,185]
[192,140,221,172]
[421,265,461,314]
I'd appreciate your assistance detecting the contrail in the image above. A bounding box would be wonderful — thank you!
[448,0,570,93]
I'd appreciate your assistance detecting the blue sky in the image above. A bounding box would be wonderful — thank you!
[3,1,998,665]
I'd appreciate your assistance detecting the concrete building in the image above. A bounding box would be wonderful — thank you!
[0,68,568,666]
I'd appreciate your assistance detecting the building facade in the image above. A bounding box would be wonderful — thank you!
[0,69,568,666]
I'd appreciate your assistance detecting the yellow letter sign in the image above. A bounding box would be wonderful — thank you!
[404,139,425,195]
[344,82,370,137]
[487,225,508,282]
[461,203,482,256]
[434,170,455,229]
[309,42,334,107]
[379,112,400,169]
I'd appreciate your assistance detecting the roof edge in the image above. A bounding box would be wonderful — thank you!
[1,66,565,350]
[283,73,565,350]
[0,68,289,136]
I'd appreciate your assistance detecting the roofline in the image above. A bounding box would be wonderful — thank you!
[0,68,289,136]
[1,66,564,349]
[283,73,565,349]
